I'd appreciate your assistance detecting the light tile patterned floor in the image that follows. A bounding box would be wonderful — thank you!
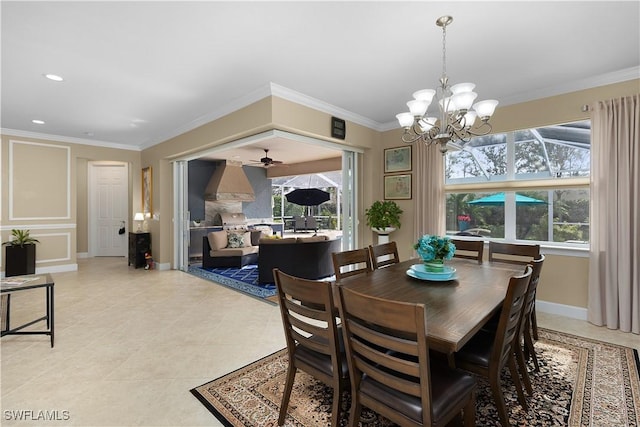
[1,257,637,426]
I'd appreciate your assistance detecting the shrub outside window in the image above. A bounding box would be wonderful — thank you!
[445,121,590,246]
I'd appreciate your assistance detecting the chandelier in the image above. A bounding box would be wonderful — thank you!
[396,16,498,154]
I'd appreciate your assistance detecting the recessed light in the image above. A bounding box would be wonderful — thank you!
[44,74,64,82]
[32,119,45,124]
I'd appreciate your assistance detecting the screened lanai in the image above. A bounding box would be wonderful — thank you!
[271,171,342,230]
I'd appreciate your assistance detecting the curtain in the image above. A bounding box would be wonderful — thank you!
[588,94,639,334]
[413,141,445,237]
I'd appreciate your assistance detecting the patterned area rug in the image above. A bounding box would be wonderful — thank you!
[191,328,640,426]
[187,264,277,302]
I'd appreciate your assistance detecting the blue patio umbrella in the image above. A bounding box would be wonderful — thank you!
[467,192,546,206]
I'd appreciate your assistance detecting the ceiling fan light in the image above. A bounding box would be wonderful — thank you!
[450,82,475,94]
[451,91,477,111]
[473,99,499,119]
[396,112,414,128]
[407,99,428,117]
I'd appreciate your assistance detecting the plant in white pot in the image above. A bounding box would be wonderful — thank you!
[365,200,403,236]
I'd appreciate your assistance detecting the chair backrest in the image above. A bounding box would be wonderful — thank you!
[488,241,540,265]
[452,239,484,264]
[334,284,435,426]
[273,269,343,384]
[521,255,545,330]
[332,248,372,280]
[490,266,532,374]
[293,215,305,228]
[305,216,317,228]
[368,241,400,269]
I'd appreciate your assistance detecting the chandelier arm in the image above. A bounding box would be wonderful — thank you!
[466,122,493,137]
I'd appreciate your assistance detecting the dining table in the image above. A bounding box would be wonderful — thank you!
[336,258,524,354]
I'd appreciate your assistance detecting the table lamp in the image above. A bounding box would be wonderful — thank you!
[134,212,145,232]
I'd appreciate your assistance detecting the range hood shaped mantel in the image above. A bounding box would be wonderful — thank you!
[204,160,255,202]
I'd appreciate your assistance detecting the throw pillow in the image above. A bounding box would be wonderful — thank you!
[208,230,228,251]
[227,231,246,248]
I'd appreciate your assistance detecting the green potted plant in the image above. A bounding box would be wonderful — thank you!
[3,229,39,277]
[365,200,403,235]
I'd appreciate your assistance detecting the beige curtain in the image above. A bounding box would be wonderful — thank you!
[588,94,639,334]
[413,141,445,236]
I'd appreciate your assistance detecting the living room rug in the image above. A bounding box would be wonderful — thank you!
[191,328,640,426]
[187,264,278,303]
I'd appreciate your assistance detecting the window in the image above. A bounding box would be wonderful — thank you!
[445,121,590,247]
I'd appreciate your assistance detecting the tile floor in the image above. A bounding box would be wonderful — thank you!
[1,257,638,426]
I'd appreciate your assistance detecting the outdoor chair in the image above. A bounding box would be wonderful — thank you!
[455,266,532,427]
[305,215,318,231]
[368,241,400,269]
[273,269,349,426]
[334,284,476,427]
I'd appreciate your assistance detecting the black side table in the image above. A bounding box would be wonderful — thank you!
[128,232,151,268]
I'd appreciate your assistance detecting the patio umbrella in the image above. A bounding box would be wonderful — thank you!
[285,188,330,206]
[468,192,546,206]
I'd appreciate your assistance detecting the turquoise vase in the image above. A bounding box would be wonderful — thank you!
[423,259,445,272]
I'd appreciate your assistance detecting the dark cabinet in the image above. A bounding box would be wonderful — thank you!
[128,232,151,268]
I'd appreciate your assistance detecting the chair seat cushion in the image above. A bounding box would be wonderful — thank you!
[209,246,258,257]
[455,329,495,368]
[294,331,349,380]
[359,361,475,424]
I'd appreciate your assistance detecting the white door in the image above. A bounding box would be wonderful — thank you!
[89,162,129,257]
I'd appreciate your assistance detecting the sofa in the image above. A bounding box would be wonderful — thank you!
[258,235,341,283]
[202,229,262,268]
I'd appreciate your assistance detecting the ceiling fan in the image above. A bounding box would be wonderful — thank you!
[250,149,284,168]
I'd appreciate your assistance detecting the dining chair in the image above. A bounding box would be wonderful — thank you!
[334,284,476,427]
[488,241,541,339]
[520,255,545,376]
[454,266,532,427]
[332,248,372,280]
[368,241,400,269]
[273,269,349,426]
[451,238,484,264]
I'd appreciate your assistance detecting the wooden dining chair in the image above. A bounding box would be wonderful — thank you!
[273,269,349,426]
[332,248,372,280]
[334,284,476,427]
[454,266,532,427]
[488,241,541,340]
[451,238,484,264]
[520,255,545,376]
[368,241,400,269]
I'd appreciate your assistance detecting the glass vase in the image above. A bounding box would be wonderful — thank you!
[423,259,445,272]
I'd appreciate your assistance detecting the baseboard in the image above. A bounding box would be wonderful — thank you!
[77,252,89,259]
[36,264,78,274]
[155,262,171,271]
[537,300,588,321]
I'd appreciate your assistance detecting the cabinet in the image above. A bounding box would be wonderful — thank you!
[128,232,151,268]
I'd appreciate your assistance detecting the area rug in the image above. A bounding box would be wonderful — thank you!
[191,328,640,426]
[187,264,277,302]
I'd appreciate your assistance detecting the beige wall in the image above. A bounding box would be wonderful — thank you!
[1,134,140,273]
[3,79,638,313]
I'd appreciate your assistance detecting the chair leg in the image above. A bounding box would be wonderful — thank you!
[489,376,510,427]
[330,385,342,427]
[463,390,476,427]
[348,399,362,427]
[278,365,297,425]
[531,302,539,340]
[514,341,533,395]
[508,356,529,411]
[523,319,540,372]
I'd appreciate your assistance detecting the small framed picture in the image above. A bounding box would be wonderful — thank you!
[384,174,412,200]
[384,146,412,173]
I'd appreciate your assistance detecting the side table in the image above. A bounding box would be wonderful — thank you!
[129,232,151,268]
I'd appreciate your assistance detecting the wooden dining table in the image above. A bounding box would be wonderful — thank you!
[337,258,523,354]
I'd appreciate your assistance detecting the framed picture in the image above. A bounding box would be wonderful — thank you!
[384,174,412,200]
[384,146,412,173]
[142,167,153,215]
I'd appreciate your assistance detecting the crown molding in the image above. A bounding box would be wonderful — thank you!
[0,128,141,151]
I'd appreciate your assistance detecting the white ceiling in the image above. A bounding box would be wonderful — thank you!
[2,1,639,166]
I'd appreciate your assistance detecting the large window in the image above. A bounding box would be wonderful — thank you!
[445,121,590,246]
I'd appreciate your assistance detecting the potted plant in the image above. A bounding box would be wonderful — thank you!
[365,200,403,235]
[3,229,39,277]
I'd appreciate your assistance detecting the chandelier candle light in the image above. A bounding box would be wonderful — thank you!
[396,15,498,154]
